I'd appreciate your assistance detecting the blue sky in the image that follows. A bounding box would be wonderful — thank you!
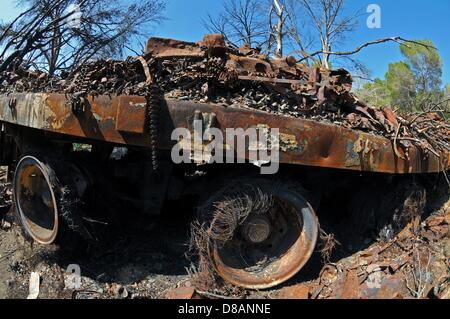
[1,0,449,84]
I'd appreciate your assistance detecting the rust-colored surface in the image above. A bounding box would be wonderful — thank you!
[277,284,310,299]
[210,194,318,290]
[115,96,147,133]
[330,270,361,299]
[145,38,205,58]
[0,92,448,174]
[282,203,450,300]
[164,286,196,299]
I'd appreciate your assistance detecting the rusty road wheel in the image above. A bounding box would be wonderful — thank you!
[13,155,95,246]
[198,180,318,289]
[13,156,60,245]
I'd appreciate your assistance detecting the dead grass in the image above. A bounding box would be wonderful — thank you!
[188,183,273,291]
[318,228,341,264]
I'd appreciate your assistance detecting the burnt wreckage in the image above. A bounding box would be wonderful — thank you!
[0,34,449,289]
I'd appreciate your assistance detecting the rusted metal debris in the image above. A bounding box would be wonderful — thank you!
[277,284,311,299]
[0,34,449,168]
[1,90,448,174]
[164,286,197,299]
[189,180,319,290]
[276,205,450,299]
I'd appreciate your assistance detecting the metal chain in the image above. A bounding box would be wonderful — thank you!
[147,84,160,172]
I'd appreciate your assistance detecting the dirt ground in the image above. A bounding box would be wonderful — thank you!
[0,166,449,299]
[0,212,194,299]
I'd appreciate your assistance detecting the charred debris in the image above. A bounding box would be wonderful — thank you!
[0,34,449,156]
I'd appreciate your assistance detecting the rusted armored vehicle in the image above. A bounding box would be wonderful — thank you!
[0,35,448,289]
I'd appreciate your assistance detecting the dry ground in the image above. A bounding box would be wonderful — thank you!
[0,166,449,299]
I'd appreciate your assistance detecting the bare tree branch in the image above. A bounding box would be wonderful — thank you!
[203,0,266,49]
[297,0,360,69]
[0,0,166,74]
[297,36,437,63]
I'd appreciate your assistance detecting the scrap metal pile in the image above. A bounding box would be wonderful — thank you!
[0,34,448,155]
[277,202,450,299]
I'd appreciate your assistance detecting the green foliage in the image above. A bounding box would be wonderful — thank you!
[400,40,442,94]
[444,84,450,113]
[357,79,390,108]
[385,62,416,111]
[357,39,446,113]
